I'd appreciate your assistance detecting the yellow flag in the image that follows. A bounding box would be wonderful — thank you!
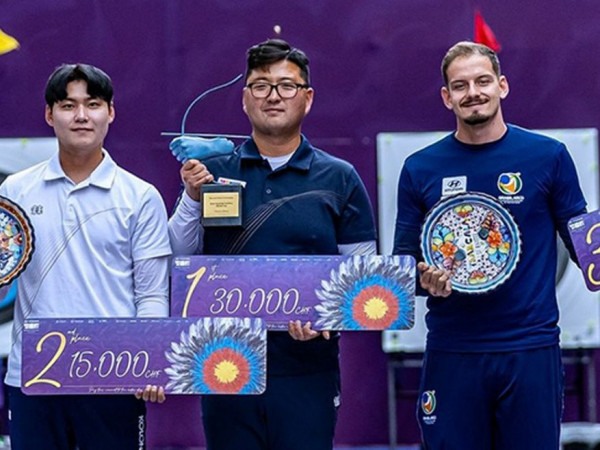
[0,28,19,55]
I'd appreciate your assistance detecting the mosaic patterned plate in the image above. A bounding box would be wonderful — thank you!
[0,196,34,287]
[420,192,521,294]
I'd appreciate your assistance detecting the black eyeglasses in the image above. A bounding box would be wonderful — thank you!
[245,82,310,99]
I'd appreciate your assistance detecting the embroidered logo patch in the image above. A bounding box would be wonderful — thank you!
[442,176,467,197]
[497,173,522,195]
[421,390,436,415]
[497,172,525,205]
[421,390,437,425]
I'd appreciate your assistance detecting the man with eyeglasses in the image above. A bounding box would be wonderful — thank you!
[168,39,376,450]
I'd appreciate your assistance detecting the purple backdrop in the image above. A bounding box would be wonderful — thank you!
[2,0,600,446]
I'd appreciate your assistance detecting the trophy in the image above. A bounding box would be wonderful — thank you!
[164,74,249,227]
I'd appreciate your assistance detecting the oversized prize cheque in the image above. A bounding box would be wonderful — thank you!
[22,317,267,396]
[21,254,416,396]
[568,209,600,291]
[170,254,416,331]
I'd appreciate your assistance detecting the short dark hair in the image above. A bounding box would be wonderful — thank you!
[441,41,501,86]
[45,63,113,106]
[245,39,310,84]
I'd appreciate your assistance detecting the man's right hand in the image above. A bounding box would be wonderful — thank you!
[170,136,234,163]
[181,159,214,201]
[417,262,452,297]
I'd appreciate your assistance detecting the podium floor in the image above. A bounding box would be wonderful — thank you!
[152,447,420,450]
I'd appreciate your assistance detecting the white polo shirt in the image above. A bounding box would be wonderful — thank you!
[0,150,172,386]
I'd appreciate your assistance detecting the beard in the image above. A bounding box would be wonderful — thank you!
[464,113,492,125]
[461,100,500,126]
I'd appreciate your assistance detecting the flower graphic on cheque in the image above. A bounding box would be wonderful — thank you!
[165,318,266,394]
[314,256,414,330]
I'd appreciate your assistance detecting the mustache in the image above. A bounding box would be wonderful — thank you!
[460,96,488,107]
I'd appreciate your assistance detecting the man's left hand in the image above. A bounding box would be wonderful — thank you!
[288,320,330,341]
[135,385,166,403]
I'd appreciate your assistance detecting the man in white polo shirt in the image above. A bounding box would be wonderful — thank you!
[0,63,172,450]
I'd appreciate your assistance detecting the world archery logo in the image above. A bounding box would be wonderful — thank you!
[421,390,436,415]
[497,173,523,195]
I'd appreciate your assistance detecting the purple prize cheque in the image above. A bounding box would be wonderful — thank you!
[22,317,266,395]
[171,255,415,330]
[569,211,600,291]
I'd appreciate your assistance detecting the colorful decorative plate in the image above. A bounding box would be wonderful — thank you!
[0,196,34,287]
[420,192,521,294]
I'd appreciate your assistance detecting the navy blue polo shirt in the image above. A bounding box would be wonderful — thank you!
[203,136,376,375]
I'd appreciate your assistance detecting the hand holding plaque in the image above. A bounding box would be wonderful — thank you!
[170,136,243,227]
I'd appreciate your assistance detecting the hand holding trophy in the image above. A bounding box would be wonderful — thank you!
[169,136,234,163]
[166,74,246,226]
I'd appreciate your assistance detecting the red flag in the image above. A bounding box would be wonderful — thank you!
[474,10,501,52]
